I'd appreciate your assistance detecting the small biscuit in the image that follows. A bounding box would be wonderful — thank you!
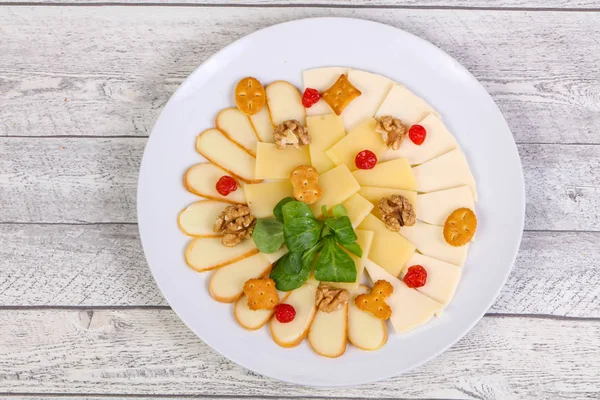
[321,74,361,116]
[290,165,323,204]
[243,278,279,311]
[355,280,394,320]
[443,207,477,247]
[235,77,266,116]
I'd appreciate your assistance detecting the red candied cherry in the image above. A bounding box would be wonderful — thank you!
[215,175,238,196]
[355,150,378,170]
[403,265,428,288]
[408,124,427,145]
[302,88,321,108]
[274,303,296,323]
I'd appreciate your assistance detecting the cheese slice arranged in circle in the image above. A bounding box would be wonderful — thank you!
[185,237,257,272]
[324,229,374,290]
[209,252,272,303]
[375,84,439,127]
[308,304,348,358]
[347,285,387,351]
[249,107,274,143]
[255,143,311,180]
[402,252,462,305]
[178,200,228,237]
[342,70,394,131]
[358,186,417,212]
[261,246,289,264]
[235,291,290,331]
[307,114,346,173]
[215,108,260,156]
[309,164,361,218]
[352,158,416,191]
[196,129,260,184]
[266,81,306,126]
[245,181,294,218]
[364,259,444,334]
[184,163,247,204]
[412,148,477,201]
[270,282,318,348]
[400,221,468,267]
[303,67,348,116]
[416,186,475,226]
[342,193,374,229]
[382,114,457,165]
[326,117,387,171]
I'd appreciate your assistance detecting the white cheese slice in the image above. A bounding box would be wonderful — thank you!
[375,84,439,127]
[324,229,374,290]
[303,67,348,116]
[261,246,289,264]
[185,237,257,272]
[255,143,311,180]
[364,259,444,333]
[234,290,289,331]
[249,106,274,143]
[270,282,318,347]
[400,221,468,267]
[347,285,387,350]
[308,304,347,358]
[215,108,260,156]
[178,200,228,237]
[342,193,374,228]
[402,252,462,305]
[266,81,306,126]
[309,164,361,218]
[244,181,294,218]
[342,70,394,131]
[352,158,416,190]
[416,186,475,226]
[307,113,346,173]
[209,252,272,303]
[184,163,247,204]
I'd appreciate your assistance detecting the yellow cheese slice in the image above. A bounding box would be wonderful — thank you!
[244,181,294,218]
[255,142,311,180]
[358,214,416,277]
[412,148,477,201]
[303,67,348,116]
[416,186,475,226]
[352,158,416,190]
[375,84,439,127]
[308,304,347,358]
[342,70,394,131]
[307,114,346,173]
[249,106,274,143]
[364,259,444,333]
[184,163,247,204]
[325,229,374,290]
[209,252,272,303]
[266,81,306,126]
[342,193,374,228]
[270,282,318,347]
[382,114,458,165]
[402,252,462,305]
[261,246,288,264]
[325,117,387,171]
[178,200,228,237]
[215,108,260,156]
[185,237,257,272]
[358,186,417,209]
[234,290,289,331]
[400,221,468,267]
[195,129,260,184]
[309,165,361,218]
[347,285,387,350]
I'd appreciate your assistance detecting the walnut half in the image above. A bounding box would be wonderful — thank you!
[273,120,310,150]
[378,194,416,232]
[315,284,350,313]
[213,204,256,247]
[375,115,408,150]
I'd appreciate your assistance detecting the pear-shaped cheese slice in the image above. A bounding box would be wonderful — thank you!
[261,246,288,264]
[303,67,348,116]
[307,114,346,173]
[245,181,294,218]
[400,221,468,267]
[178,200,228,237]
[265,81,306,126]
[270,282,318,348]
[234,290,289,330]
[364,259,444,334]
[308,304,348,358]
[402,252,462,305]
[249,107,274,143]
[342,70,394,131]
[382,114,457,165]
[326,117,387,171]
[375,84,439,126]
[412,148,477,201]
[342,193,374,228]
[352,158,416,190]
[216,108,260,156]
[309,165,360,218]
[195,129,260,184]
[358,186,417,217]
[209,252,272,303]
[255,143,311,180]
[416,186,475,226]
[348,285,387,350]
[184,163,246,204]
[324,229,374,290]
[185,237,257,272]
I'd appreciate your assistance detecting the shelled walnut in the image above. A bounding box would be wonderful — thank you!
[315,284,350,313]
[378,194,416,232]
[273,119,310,150]
[375,115,408,150]
[213,204,257,247]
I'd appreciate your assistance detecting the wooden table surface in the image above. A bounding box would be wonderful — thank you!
[1,1,599,399]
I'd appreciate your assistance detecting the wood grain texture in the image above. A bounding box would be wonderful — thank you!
[0,7,599,143]
[0,310,597,398]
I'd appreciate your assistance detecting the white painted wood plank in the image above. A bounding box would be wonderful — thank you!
[0,7,598,143]
[0,310,597,398]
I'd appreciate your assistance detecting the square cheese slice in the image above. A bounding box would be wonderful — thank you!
[382,114,457,165]
[402,252,462,305]
[400,221,468,267]
[310,164,361,218]
[325,229,374,290]
[364,259,444,333]
[358,214,415,277]
[341,70,394,131]
[342,193,374,228]
[307,114,346,173]
[249,107,274,143]
[303,67,349,116]
[326,117,387,171]
[416,186,475,226]
[358,186,417,210]
[352,158,416,190]
[375,84,439,127]
[255,143,311,180]
[245,181,294,218]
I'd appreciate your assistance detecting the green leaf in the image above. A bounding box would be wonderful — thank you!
[273,197,294,222]
[282,201,314,224]
[313,238,357,283]
[283,217,321,253]
[252,218,285,253]
[321,225,332,238]
[331,204,348,218]
[325,216,358,245]
[321,205,329,218]
[340,241,363,258]
[270,242,323,291]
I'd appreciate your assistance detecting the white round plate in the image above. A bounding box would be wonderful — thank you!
[137,17,525,386]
